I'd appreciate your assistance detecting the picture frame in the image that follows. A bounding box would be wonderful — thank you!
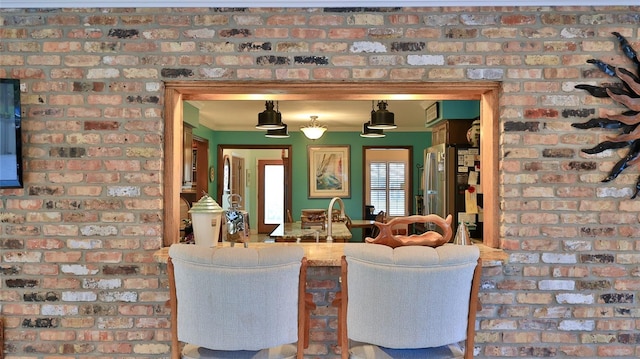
[308,145,350,198]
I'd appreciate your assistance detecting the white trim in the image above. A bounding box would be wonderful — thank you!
[0,0,633,9]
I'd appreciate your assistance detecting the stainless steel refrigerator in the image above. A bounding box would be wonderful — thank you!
[423,143,482,239]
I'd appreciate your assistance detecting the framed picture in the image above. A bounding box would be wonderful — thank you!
[308,145,350,198]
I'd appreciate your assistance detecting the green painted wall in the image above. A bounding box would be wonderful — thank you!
[438,100,480,120]
[183,102,200,128]
[187,100,481,234]
[183,102,216,199]
[206,130,430,229]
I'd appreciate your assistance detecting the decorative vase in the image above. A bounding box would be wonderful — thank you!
[466,119,480,147]
[189,195,223,247]
[453,221,472,245]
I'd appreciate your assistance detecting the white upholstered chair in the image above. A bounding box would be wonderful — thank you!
[337,243,482,359]
[168,243,309,359]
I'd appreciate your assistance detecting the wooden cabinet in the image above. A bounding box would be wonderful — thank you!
[181,125,209,203]
[430,122,446,146]
[192,138,209,198]
[429,119,475,146]
[183,125,194,187]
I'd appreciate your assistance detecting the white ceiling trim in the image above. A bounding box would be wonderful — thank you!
[0,0,633,8]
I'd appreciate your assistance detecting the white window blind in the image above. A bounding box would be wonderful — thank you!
[369,161,407,217]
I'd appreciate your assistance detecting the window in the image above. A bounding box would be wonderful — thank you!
[365,148,410,218]
[370,161,407,216]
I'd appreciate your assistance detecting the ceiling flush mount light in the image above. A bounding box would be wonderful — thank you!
[369,100,397,130]
[360,122,385,138]
[256,100,284,130]
[265,123,290,138]
[300,115,327,140]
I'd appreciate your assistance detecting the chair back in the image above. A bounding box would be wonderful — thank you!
[369,211,386,238]
[343,243,480,349]
[179,196,191,227]
[169,244,305,351]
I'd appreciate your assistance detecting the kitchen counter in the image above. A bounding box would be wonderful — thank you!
[349,219,375,228]
[153,242,507,267]
[270,221,352,242]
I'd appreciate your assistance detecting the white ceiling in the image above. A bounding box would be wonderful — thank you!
[188,99,436,132]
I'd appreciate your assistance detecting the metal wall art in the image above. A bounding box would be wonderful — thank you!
[573,32,640,199]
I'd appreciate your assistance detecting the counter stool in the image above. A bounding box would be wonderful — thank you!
[336,243,481,359]
[168,244,310,359]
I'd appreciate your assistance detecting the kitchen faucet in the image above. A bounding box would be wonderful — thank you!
[326,196,345,242]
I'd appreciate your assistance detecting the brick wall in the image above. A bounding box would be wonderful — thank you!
[1,6,640,358]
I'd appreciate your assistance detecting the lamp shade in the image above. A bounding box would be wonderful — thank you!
[300,115,326,140]
[369,100,397,130]
[360,122,385,138]
[256,100,284,129]
[265,123,290,138]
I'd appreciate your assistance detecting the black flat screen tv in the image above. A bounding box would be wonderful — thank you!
[0,78,23,188]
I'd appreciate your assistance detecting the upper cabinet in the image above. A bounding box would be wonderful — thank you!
[430,119,476,146]
[181,102,210,203]
[425,100,480,146]
[182,124,209,202]
[183,124,194,189]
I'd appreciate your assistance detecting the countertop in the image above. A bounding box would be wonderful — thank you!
[270,221,352,242]
[153,242,508,267]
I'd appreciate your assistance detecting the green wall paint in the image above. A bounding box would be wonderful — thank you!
[183,102,200,128]
[438,100,480,120]
[185,100,480,235]
[183,100,464,240]
[183,102,216,198]
[204,130,431,233]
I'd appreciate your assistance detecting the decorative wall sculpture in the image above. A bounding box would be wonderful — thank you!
[573,32,640,199]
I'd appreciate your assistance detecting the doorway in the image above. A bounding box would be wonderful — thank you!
[231,155,245,209]
[217,144,293,235]
[363,146,412,236]
[363,147,412,218]
[258,159,284,234]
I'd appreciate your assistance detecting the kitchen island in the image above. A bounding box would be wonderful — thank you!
[270,221,352,242]
[154,241,507,267]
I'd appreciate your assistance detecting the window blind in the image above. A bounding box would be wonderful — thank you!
[369,161,406,217]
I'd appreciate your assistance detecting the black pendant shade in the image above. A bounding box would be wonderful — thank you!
[256,100,284,129]
[369,100,397,130]
[265,123,290,138]
[360,122,385,138]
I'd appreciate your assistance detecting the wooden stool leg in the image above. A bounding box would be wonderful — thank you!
[304,293,316,348]
[331,293,342,341]
[0,317,4,359]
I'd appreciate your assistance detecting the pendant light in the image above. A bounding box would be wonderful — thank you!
[369,100,397,130]
[265,123,290,138]
[300,115,327,140]
[360,122,385,138]
[255,100,284,130]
